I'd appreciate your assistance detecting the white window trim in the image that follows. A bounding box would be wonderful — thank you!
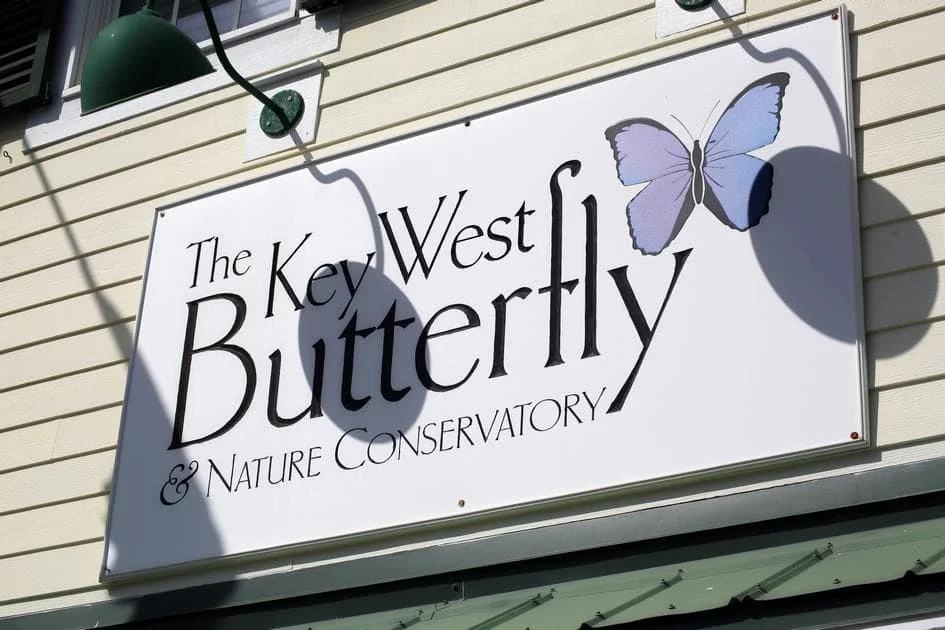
[24,0,340,151]
[62,0,300,99]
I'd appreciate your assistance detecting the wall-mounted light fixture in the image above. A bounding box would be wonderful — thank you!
[81,0,304,138]
[675,0,714,10]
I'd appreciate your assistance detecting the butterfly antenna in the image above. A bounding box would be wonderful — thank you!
[670,114,694,142]
[699,100,721,138]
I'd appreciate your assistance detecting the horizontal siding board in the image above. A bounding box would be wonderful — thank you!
[0,240,148,317]
[0,407,123,474]
[0,364,125,434]
[859,109,945,177]
[0,281,141,353]
[874,378,945,446]
[0,323,134,393]
[861,212,945,278]
[0,496,107,559]
[318,0,650,107]
[0,541,104,604]
[0,207,152,282]
[0,422,56,474]
[853,7,945,79]
[870,319,945,389]
[0,107,245,217]
[0,450,113,516]
[855,57,945,128]
[847,0,945,33]
[50,407,122,460]
[864,264,945,332]
[0,136,246,244]
[860,161,945,227]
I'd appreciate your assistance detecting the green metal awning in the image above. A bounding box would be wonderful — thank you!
[274,514,945,629]
[7,483,945,630]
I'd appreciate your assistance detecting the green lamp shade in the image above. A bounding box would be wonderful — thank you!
[81,8,214,114]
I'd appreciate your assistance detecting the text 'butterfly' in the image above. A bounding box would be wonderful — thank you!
[605,72,790,255]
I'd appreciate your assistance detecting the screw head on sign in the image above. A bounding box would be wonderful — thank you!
[458,499,466,507]
[850,432,859,440]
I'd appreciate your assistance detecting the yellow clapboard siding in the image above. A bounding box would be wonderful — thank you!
[0,0,819,241]
[0,136,245,243]
[0,496,108,559]
[0,422,57,474]
[318,0,650,107]
[848,0,945,33]
[0,0,583,213]
[860,161,945,228]
[0,115,244,218]
[0,0,935,250]
[853,6,945,80]
[0,366,125,434]
[0,541,104,604]
[861,212,945,278]
[0,323,134,393]
[859,109,945,177]
[856,58,945,128]
[0,408,120,475]
[0,451,113,516]
[50,407,122,460]
[870,319,945,389]
[2,0,536,166]
[874,378,945,446]
[0,240,148,317]
[0,281,141,354]
[0,205,152,282]
[865,264,945,332]
[1,0,939,231]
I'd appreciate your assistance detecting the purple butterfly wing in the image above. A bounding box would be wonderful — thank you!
[703,73,789,230]
[703,154,773,230]
[605,118,695,254]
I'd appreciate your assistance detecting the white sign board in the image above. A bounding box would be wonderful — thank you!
[105,10,866,577]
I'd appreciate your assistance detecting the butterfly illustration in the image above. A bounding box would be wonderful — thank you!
[604,72,790,255]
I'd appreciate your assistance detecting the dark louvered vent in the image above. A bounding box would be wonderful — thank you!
[0,0,59,111]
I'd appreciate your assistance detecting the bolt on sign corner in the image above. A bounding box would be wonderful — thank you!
[105,10,866,577]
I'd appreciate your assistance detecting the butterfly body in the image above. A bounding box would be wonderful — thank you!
[605,73,790,255]
[689,139,705,206]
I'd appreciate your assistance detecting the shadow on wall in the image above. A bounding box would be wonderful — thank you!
[22,142,231,626]
[751,146,937,353]
[713,4,939,375]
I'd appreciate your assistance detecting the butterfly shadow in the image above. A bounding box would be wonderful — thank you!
[751,145,938,377]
